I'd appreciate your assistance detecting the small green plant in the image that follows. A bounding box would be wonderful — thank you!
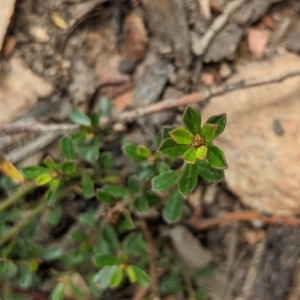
[158,105,227,197]
[0,103,227,300]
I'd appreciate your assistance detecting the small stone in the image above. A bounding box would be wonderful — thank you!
[29,26,50,43]
[201,72,214,86]
[118,59,137,74]
[203,185,218,205]
[210,0,224,12]
[286,31,300,54]
[248,28,270,59]
[219,62,232,79]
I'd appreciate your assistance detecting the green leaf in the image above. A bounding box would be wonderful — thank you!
[62,161,76,175]
[99,226,119,255]
[145,191,160,207]
[19,267,34,289]
[46,187,61,205]
[42,246,63,262]
[203,114,226,138]
[137,145,151,158]
[123,144,147,161]
[78,138,100,163]
[71,131,86,145]
[100,97,112,117]
[201,123,217,142]
[178,163,198,198]
[196,146,207,160]
[1,260,18,278]
[110,269,124,288]
[78,211,96,227]
[96,190,115,204]
[196,160,225,183]
[158,138,189,158]
[128,176,141,194]
[60,136,76,160]
[206,145,228,169]
[152,171,178,191]
[126,265,136,283]
[94,254,120,267]
[120,210,134,230]
[50,282,65,300]
[49,178,61,191]
[169,128,194,144]
[43,156,57,170]
[22,166,49,179]
[69,110,91,126]
[99,152,113,170]
[48,205,62,226]
[161,126,174,140]
[36,173,52,185]
[160,273,182,295]
[163,191,183,223]
[93,265,118,289]
[181,147,197,164]
[81,175,95,198]
[157,161,170,173]
[122,233,146,255]
[70,281,85,299]
[90,112,99,128]
[130,265,149,286]
[103,184,129,198]
[133,196,149,213]
[182,105,201,135]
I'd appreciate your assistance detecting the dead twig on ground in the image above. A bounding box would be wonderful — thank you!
[118,67,300,122]
[187,211,300,231]
[6,132,61,163]
[140,219,160,300]
[192,0,246,56]
[2,68,300,135]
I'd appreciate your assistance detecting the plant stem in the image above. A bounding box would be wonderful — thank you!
[0,202,45,247]
[140,219,160,300]
[0,181,36,212]
[3,280,11,300]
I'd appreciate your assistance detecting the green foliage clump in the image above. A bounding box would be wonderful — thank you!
[0,103,226,300]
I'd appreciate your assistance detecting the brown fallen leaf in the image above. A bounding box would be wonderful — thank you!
[0,0,16,51]
[262,14,275,30]
[0,56,53,124]
[97,57,132,98]
[125,12,148,62]
[248,27,270,59]
[2,36,17,57]
[0,155,24,184]
[114,91,133,111]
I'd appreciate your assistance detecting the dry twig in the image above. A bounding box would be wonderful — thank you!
[192,0,246,56]
[187,211,300,231]
[1,68,300,135]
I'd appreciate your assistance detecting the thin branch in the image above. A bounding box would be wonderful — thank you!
[0,202,45,247]
[187,211,300,231]
[140,219,160,300]
[1,68,300,135]
[0,181,36,212]
[0,119,78,135]
[192,0,246,56]
[6,132,61,163]
[117,67,300,122]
